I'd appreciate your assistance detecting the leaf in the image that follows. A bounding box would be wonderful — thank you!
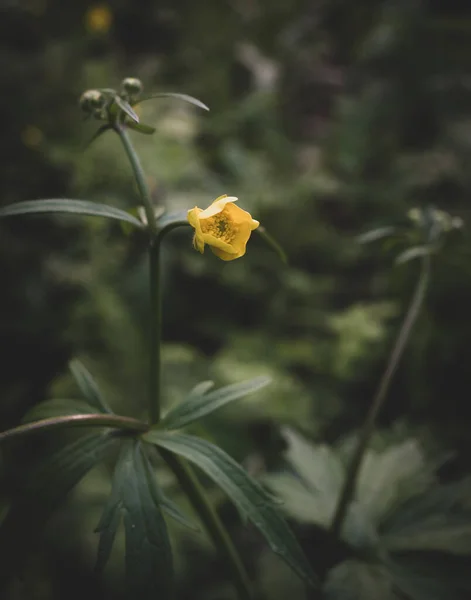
[356,226,396,244]
[125,120,156,135]
[69,359,112,414]
[160,376,271,431]
[121,440,174,599]
[0,432,117,586]
[135,92,209,111]
[187,380,215,398]
[395,245,431,265]
[324,560,398,600]
[23,398,97,422]
[155,209,189,231]
[141,446,200,532]
[85,124,112,149]
[114,95,140,123]
[145,431,316,587]
[0,199,144,227]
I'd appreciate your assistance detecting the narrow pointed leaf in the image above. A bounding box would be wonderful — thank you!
[69,359,112,414]
[188,381,215,398]
[85,124,112,149]
[119,440,174,599]
[114,96,140,123]
[23,398,97,423]
[356,226,396,244]
[0,432,117,586]
[141,445,200,531]
[0,199,143,227]
[135,92,209,111]
[160,376,271,431]
[95,501,122,574]
[396,245,432,265]
[145,432,316,587]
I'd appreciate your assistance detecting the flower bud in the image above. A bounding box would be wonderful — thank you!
[79,89,106,113]
[120,77,143,97]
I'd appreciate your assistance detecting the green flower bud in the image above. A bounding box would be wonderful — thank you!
[120,77,143,97]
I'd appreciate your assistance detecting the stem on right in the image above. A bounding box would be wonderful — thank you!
[330,254,431,538]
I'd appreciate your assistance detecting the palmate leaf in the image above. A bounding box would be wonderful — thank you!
[0,199,143,227]
[0,431,117,588]
[160,376,271,430]
[94,440,174,598]
[69,359,112,414]
[145,431,316,588]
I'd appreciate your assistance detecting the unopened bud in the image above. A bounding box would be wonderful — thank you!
[120,77,143,97]
[79,89,106,113]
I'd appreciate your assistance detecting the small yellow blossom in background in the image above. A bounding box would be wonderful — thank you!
[85,4,113,34]
[188,195,260,261]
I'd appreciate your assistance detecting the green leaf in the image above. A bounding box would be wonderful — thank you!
[0,199,144,227]
[126,120,156,135]
[135,92,209,111]
[356,226,396,244]
[395,245,431,265]
[114,95,140,123]
[156,209,189,230]
[23,398,97,423]
[85,124,112,149]
[145,431,316,587]
[141,446,200,532]
[160,376,271,431]
[69,359,112,414]
[0,432,117,586]
[121,440,174,599]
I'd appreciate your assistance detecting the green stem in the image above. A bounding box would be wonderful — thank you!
[115,124,157,236]
[0,414,148,445]
[330,254,431,538]
[149,238,161,424]
[160,449,253,600]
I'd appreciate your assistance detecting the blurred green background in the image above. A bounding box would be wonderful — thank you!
[1,0,471,598]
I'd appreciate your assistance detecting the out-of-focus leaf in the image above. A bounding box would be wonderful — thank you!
[282,428,344,496]
[126,120,156,135]
[324,560,398,600]
[356,226,396,244]
[0,432,117,587]
[135,92,209,111]
[85,124,112,149]
[395,245,431,265]
[0,199,143,227]
[159,376,271,430]
[155,210,189,232]
[69,359,112,414]
[145,431,316,587]
[114,96,140,123]
[187,381,215,398]
[23,398,97,423]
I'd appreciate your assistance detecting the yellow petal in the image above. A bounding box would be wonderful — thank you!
[199,195,238,219]
[211,245,245,261]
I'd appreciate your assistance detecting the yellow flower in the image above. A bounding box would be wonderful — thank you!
[85,4,113,34]
[187,195,260,261]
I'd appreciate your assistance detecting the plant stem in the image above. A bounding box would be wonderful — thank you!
[330,254,431,538]
[160,449,253,600]
[115,124,157,236]
[149,238,161,424]
[0,414,148,444]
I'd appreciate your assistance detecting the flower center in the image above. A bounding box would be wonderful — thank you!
[201,213,237,244]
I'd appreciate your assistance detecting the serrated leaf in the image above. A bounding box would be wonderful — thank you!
[160,376,271,431]
[141,446,199,532]
[356,226,396,244]
[395,245,431,265]
[121,441,174,599]
[125,120,156,135]
[0,199,143,227]
[0,432,116,586]
[114,95,140,123]
[69,359,112,414]
[145,431,316,587]
[135,92,209,111]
